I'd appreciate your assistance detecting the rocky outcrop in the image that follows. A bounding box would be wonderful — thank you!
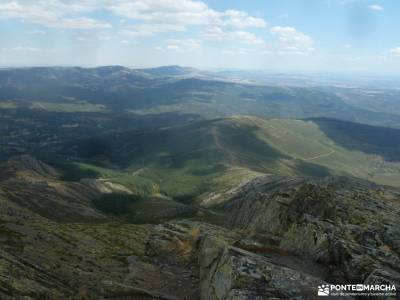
[0,156,109,221]
[80,178,133,195]
[199,235,332,300]
[0,155,59,181]
[1,156,400,299]
[223,175,400,292]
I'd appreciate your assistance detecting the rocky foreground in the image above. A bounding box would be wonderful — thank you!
[0,156,399,299]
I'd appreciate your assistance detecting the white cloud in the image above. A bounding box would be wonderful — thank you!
[74,32,112,42]
[2,47,40,52]
[0,0,265,33]
[166,45,180,50]
[220,10,266,29]
[157,38,201,52]
[270,26,314,54]
[0,0,324,69]
[222,48,250,56]
[107,0,217,26]
[368,4,383,11]
[121,23,185,37]
[202,26,265,45]
[55,17,111,29]
[28,29,46,35]
[0,1,111,29]
[388,47,400,57]
[109,1,266,32]
[169,38,200,49]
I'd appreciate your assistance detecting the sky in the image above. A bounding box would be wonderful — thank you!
[0,0,400,74]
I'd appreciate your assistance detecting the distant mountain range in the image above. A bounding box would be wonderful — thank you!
[1,66,400,193]
[1,66,400,128]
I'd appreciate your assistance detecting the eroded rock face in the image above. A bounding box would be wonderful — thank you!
[0,205,198,300]
[1,156,399,299]
[199,235,329,300]
[0,155,59,181]
[80,178,133,195]
[224,175,400,291]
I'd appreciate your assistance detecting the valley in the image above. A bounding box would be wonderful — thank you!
[3,0,400,297]
[0,66,399,299]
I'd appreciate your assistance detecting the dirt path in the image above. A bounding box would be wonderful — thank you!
[36,103,47,110]
[212,126,235,165]
[132,167,146,177]
[303,150,335,161]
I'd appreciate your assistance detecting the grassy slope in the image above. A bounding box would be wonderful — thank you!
[62,116,400,206]
[240,116,400,186]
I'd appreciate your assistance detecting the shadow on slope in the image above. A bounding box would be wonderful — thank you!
[63,117,333,203]
[312,118,400,162]
[70,117,331,177]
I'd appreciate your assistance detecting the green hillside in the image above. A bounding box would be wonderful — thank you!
[57,116,400,205]
[244,116,400,187]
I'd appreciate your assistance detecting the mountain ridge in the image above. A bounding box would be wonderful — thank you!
[59,115,400,205]
[0,155,399,299]
[2,66,400,128]
[1,66,400,299]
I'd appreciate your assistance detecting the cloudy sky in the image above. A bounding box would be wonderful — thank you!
[0,0,399,73]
